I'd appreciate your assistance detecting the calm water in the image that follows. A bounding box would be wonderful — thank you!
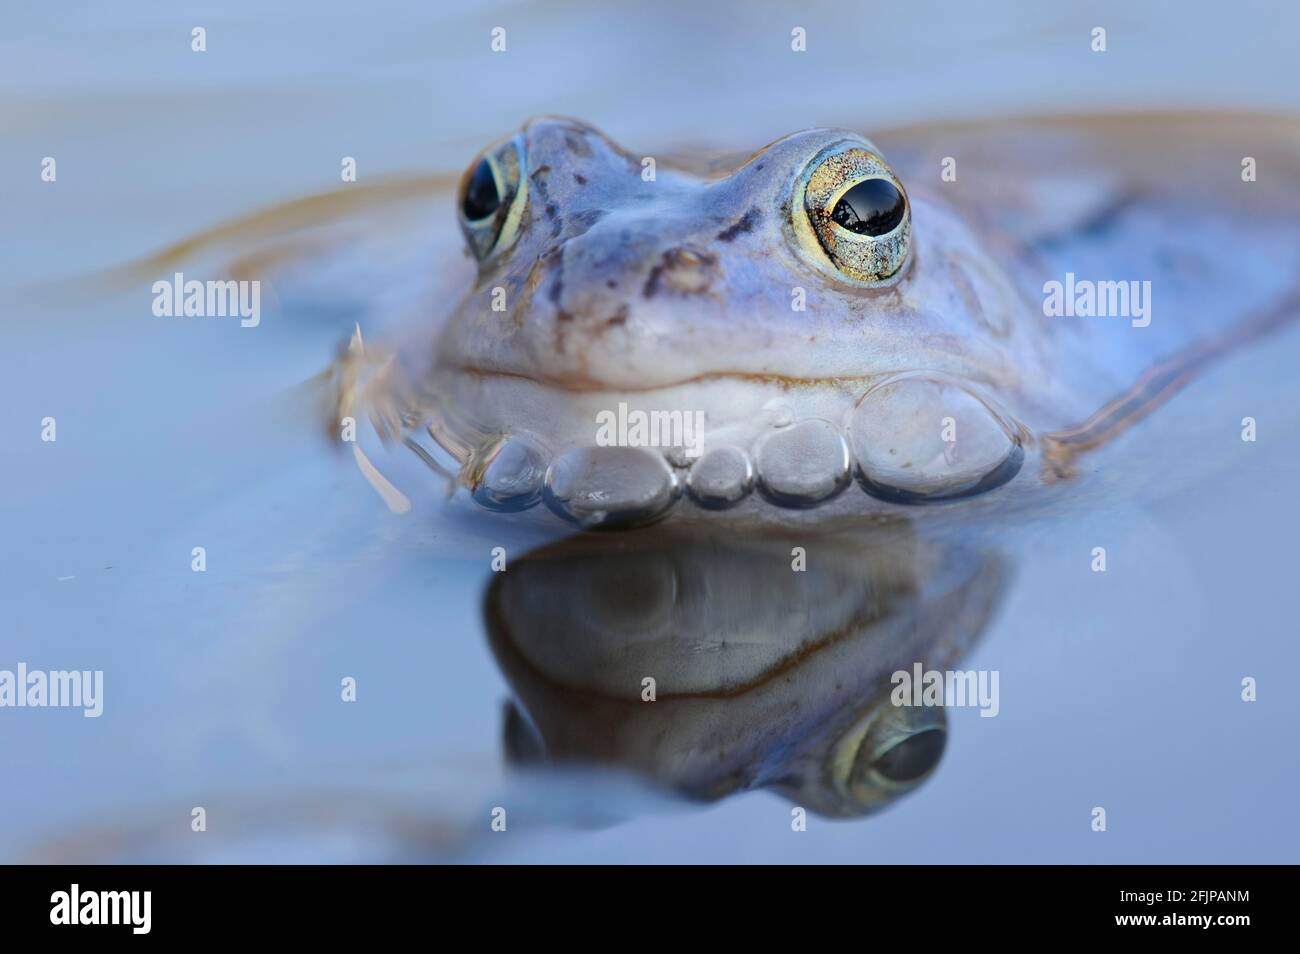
[2,0,1298,863]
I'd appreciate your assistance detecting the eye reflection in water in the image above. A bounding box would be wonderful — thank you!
[483,518,1007,818]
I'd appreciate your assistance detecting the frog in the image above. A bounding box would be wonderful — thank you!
[128,114,1300,531]
[401,116,1039,528]
[335,115,1300,530]
[43,112,1300,855]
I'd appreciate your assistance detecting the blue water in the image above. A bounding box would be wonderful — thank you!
[2,0,1297,863]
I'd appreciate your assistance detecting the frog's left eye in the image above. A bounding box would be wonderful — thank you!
[793,144,911,285]
[457,136,527,263]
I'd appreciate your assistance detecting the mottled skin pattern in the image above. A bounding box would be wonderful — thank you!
[432,117,1060,434]
[442,118,1042,382]
[129,113,1300,520]
[417,115,1300,526]
[290,114,1300,526]
[414,118,1105,523]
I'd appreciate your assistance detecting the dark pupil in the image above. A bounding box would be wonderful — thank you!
[462,159,501,221]
[831,178,905,237]
[874,729,946,782]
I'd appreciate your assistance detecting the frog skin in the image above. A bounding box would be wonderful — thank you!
[408,117,1046,528]
[133,114,1300,529]
[379,115,1300,529]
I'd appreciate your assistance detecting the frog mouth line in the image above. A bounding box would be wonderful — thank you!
[409,366,1026,528]
[447,362,891,394]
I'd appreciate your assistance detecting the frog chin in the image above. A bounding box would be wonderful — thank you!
[413,363,1025,528]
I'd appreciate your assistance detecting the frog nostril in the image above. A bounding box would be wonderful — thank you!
[642,247,718,299]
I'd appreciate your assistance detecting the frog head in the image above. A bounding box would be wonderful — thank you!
[430,118,1034,527]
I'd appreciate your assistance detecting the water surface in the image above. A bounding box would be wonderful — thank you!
[2,0,1298,863]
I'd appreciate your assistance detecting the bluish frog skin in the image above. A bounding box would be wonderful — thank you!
[379,116,1294,535]
[316,114,1300,529]
[413,116,1059,527]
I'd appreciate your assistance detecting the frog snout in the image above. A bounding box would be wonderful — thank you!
[541,215,722,327]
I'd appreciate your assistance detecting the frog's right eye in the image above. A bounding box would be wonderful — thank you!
[457,136,527,263]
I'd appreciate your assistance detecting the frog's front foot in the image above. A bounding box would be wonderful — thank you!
[322,324,412,447]
[317,324,438,514]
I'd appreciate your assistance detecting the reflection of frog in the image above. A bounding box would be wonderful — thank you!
[486,520,1005,817]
